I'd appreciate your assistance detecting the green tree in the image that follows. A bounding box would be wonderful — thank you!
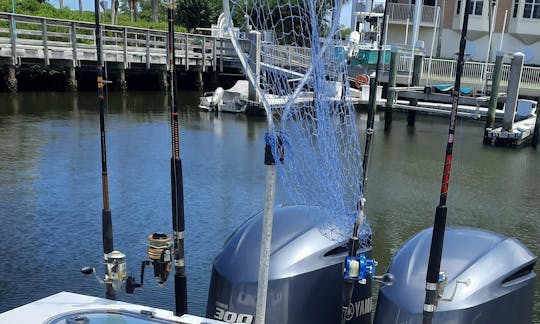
[175,0,219,32]
[139,0,165,22]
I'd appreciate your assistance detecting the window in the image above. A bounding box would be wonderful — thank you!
[458,0,484,15]
[523,0,540,18]
[470,0,484,15]
[513,0,519,18]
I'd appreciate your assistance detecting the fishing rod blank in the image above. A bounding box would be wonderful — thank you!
[167,0,188,316]
[93,0,115,301]
[422,1,471,323]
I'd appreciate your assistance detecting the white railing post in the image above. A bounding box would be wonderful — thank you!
[71,22,78,66]
[146,29,151,69]
[9,14,17,65]
[185,34,189,70]
[42,18,49,65]
[123,27,128,69]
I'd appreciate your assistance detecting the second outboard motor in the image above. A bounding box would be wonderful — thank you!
[374,227,536,323]
[207,205,373,324]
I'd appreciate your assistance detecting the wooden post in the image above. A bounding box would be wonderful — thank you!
[123,28,128,69]
[407,52,424,126]
[385,46,398,131]
[42,19,49,66]
[185,34,189,70]
[66,66,78,92]
[5,65,17,94]
[118,67,127,93]
[160,68,168,91]
[146,30,151,70]
[220,38,224,73]
[210,71,218,89]
[502,52,524,131]
[212,38,217,72]
[484,51,504,144]
[71,22,78,67]
[196,71,204,91]
[202,36,207,72]
[248,31,261,103]
[9,15,16,65]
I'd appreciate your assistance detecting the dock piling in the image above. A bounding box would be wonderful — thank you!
[407,52,424,126]
[248,31,261,103]
[160,69,168,91]
[484,51,504,144]
[117,67,127,93]
[385,47,398,131]
[5,65,17,94]
[66,66,78,92]
[502,52,524,131]
[196,71,204,91]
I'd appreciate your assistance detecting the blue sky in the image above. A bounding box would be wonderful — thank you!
[48,0,355,28]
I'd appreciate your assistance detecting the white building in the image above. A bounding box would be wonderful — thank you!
[351,0,540,65]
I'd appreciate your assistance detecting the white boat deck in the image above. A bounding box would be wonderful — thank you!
[0,291,224,324]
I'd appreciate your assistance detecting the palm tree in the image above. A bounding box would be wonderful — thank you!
[151,0,158,22]
[129,0,138,22]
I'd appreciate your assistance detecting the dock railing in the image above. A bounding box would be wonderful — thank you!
[0,12,239,71]
[374,3,438,25]
[396,54,540,92]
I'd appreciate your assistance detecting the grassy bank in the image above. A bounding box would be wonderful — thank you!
[0,0,186,32]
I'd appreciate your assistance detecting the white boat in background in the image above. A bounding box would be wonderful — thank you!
[198,80,249,113]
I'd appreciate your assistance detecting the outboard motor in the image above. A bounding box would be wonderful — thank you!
[211,87,224,109]
[374,227,536,323]
[207,205,373,324]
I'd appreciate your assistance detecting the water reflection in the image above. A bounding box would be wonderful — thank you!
[0,92,538,322]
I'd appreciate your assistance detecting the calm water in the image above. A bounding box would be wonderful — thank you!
[0,91,538,322]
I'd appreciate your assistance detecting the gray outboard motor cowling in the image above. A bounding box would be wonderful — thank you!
[374,227,536,323]
[207,205,373,324]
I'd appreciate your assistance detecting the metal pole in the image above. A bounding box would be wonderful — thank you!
[481,3,497,94]
[426,7,440,86]
[168,0,188,315]
[422,1,471,323]
[404,18,409,45]
[408,0,423,86]
[499,10,508,52]
[94,0,115,301]
[11,0,16,39]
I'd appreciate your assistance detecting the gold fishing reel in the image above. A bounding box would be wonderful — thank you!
[125,232,173,294]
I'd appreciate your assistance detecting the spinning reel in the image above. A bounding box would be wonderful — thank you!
[125,232,173,293]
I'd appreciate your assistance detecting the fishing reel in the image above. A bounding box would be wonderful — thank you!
[344,254,395,286]
[81,250,127,291]
[125,232,173,294]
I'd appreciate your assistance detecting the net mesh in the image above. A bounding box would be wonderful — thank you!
[224,0,371,244]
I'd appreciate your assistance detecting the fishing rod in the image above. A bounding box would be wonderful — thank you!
[167,0,188,316]
[361,0,389,190]
[341,2,391,323]
[422,1,471,323]
[93,0,116,301]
